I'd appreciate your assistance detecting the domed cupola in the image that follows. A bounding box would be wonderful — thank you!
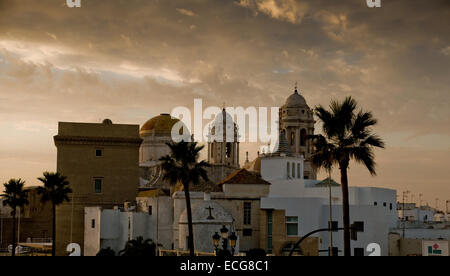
[284,86,308,108]
[278,83,317,180]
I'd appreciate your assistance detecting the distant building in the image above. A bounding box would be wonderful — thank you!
[397,202,435,223]
[54,119,142,255]
[0,187,52,250]
[389,221,450,256]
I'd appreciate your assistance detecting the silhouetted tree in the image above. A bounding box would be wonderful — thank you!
[1,179,29,256]
[310,97,384,256]
[160,141,209,257]
[37,172,72,256]
[119,236,158,256]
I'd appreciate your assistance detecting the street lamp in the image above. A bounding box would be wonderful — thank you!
[212,225,237,256]
[229,232,237,255]
[212,232,221,252]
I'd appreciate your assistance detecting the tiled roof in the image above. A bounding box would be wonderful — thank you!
[217,168,271,185]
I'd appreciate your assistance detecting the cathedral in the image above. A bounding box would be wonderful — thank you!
[138,85,317,195]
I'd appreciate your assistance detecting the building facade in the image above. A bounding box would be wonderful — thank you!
[54,119,142,255]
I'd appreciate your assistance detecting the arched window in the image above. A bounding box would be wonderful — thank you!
[290,132,295,146]
[297,163,301,178]
[292,162,295,178]
[287,162,290,178]
[300,129,307,146]
[226,143,232,158]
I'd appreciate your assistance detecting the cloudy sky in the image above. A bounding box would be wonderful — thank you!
[0,0,449,208]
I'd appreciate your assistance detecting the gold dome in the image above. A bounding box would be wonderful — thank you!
[140,114,181,135]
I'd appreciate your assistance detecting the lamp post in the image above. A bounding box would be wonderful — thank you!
[212,232,221,254]
[212,225,237,256]
[229,232,237,256]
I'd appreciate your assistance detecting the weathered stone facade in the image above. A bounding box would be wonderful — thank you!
[54,120,142,255]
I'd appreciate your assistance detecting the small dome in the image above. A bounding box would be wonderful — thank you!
[179,200,233,224]
[102,119,113,125]
[140,114,183,135]
[285,88,307,107]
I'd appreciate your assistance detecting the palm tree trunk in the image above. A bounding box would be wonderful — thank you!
[340,166,351,256]
[52,203,56,256]
[183,183,195,257]
[11,209,16,257]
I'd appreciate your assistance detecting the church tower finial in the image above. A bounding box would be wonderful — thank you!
[294,81,298,94]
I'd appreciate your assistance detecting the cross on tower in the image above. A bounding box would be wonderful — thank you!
[206,206,215,220]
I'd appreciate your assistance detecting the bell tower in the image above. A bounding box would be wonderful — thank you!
[279,85,316,179]
[207,108,240,168]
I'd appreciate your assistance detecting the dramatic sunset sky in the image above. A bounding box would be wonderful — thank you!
[0,0,449,208]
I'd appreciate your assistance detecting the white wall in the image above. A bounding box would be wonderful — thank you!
[84,207,154,256]
[261,198,395,256]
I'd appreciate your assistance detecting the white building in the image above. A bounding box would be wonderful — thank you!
[84,206,155,256]
[259,153,397,256]
[398,203,435,223]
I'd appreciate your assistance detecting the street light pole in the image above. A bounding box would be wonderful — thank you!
[328,171,333,256]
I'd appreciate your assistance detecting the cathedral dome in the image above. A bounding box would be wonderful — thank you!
[285,88,307,107]
[140,113,182,135]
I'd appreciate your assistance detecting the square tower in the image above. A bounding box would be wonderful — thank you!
[54,119,142,255]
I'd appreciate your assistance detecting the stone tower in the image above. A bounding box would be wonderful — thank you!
[279,85,317,179]
[207,108,240,168]
[54,120,142,255]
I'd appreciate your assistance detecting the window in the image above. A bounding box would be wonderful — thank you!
[226,143,232,158]
[94,178,102,194]
[300,129,307,146]
[95,149,103,157]
[287,162,290,178]
[243,229,252,236]
[374,201,377,206]
[267,211,273,254]
[292,163,295,178]
[354,248,364,256]
[91,219,95,229]
[286,216,298,236]
[244,202,252,225]
[290,132,295,146]
[383,202,387,207]
[390,203,393,210]
[148,206,152,215]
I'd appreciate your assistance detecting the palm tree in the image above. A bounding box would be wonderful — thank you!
[37,172,72,256]
[119,236,158,256]
[310,97,384,256]
[159,141,209,257]
[1,179,29,256]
